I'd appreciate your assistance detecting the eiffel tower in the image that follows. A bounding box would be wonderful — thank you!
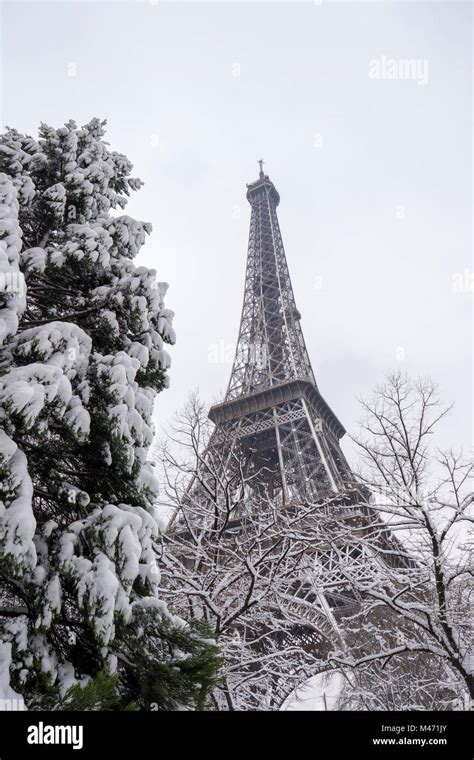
[166,163,403,708]
[208,161,352,507]
[172,163,378,646]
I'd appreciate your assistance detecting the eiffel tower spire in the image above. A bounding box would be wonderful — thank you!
[209,168,351,504]
[224,164,316,399]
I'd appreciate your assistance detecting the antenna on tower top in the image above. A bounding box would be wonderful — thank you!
[258,158,265,178]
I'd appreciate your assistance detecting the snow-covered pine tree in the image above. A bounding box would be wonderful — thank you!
[0,119,220,710]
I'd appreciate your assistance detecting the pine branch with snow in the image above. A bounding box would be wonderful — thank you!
[0,119,220,710]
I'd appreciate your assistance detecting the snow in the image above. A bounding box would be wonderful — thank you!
[36,575,62,629]
[20,247,47,273]
[14,321,92,375]
[0,434,36,566]
[128,341,149,368]
[63,402,91,438]
[76,553,121,645]
[102,310,120,335]
[0,173,25,345]
[42,183,66,223]
[0,428,16,461]
[102,442,112,466]
[56,662,79,698]
[54,498,164,645]
[0,644,24,706]
[0,364,73,425]
[58,484,90,508]
[282,671,345,711]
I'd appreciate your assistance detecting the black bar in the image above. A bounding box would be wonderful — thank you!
[0,710,471,758]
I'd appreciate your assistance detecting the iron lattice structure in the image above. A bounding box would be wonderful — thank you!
[165,165,412,707]
[198,166,379,640]
[208,166,351,506]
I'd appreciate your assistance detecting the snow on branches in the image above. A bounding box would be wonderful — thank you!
[158,379,473,711]
[0,119,218,710]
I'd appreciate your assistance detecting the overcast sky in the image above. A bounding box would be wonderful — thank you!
[2,0,472,468]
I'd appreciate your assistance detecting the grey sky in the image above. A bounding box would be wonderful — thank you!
[2,0,472,468]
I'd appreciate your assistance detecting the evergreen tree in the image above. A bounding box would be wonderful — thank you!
[0,119,220,710]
